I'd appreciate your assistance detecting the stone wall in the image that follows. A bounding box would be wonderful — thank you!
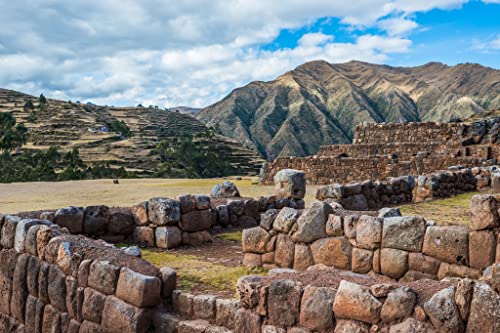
[315,166,495,210]
[261,120,500,185]
[242,194,500,282]
[0,215,177,333]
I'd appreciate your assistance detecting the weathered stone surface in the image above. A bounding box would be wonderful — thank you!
[291,202,332,243]
[380,248,408,279]
[101,296,150,333]
[48,264,67,312]
[470,194,499,230]
[173,291,194,317]
[14,219,43,253]
[82,287,106,323]
[116,267,161,307]
[180,210,212,232]
[42,304,61,333]
[389,318,436,333]
[243,199,260,217]
[177,319,210,333]
[454,278,473,321]
[373,249,381,274]
[131,201,149,226]
[234,308,261,333]
[148,197,181,226]
[133,227,155,247]
[424,287,464,333]
[333,280,382,324]
[84,205,110,235]
[155,226,182,249]
[466,282,500,333]
[275,234,295,268]
[274,169,306,199]
[469,230,495,270]
[77,259,91,288]
[382,216,426,252]
[193,295,216,320]
[160,267,177,299]
[334,320,369,333]
[267,279,302,326]
[399,270,437,282]
[378,207,402,218]
[326,215,344,237]
[26,256,40,297]
[243,253,262,268]
[194,195,211,210]
[54,207,85,234]
[299,286,335,331]
[293,244,314,271]
[87,261,120,295]
[273,208,300,233]
[262,326,286,333]
[10,254,29,322]
[423,226,469,265]
[242,227,270,254]
[437,262,480,280]
[370,283,397,298]
[311,237,352,270]
[177,194,197,214]
[108,212,135,235]
[352,248,373,274]
[408,253,440,275]
[1,215,21,248]
[260,209,279,231]
[356,216,382,250]
[216,205,230,227]
[343,215,359,239]
[211,181,241,198]
[380,287,416,323]
[79,320,103,333]
[215,299,238,329]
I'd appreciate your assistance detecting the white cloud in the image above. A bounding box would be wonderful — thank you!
[0,0,472,107]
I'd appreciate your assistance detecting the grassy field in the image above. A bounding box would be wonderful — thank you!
[0,178,320,214]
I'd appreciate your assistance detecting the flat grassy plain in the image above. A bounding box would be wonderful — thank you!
[0,178,320,214]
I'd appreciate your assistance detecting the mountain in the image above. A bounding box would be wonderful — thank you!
[168,106,202,115]
[0,89,264,175]
[196,60,500,159]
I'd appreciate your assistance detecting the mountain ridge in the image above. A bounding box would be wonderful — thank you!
[197,60,500,159]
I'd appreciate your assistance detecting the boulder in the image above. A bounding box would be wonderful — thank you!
[177,194,197,213]
[326,215,343,237]
[131,202,149,226]
[299,286,336,331]
[437,262,480,280]
[1,215,21,248]
[133,227,155,247]
[83,206,110,235]
[341,194,369,211]
[380,248,408,279]
[454,278,473,321]
[333,280,382,324]
[423,226,469,265]
[352,248,373,274]
[234,308,261,333]
[274,234,295,268]
[193,295,216,320]
[382,216,426,252]
[380,287,416,323]
[155,227,182,249]
[101,296,151,333]
[388,318,436,333]
[87,261,120,295]
[470,195,498,230]
[469,230,495,269]
[243,253,262,268]
[180,210,212,232]
[216,299,238,329]
[273,169,306,199]
[148,197,181,226]
[424,287,464,333]
[211,181,241,198]
[267,279,302,326]
[311,237,352,270]
[242,227,270,254]
[194,195,211,210]
[122,246,142,257]
[54,207,84,234]
[356,216,382,250]
[334,320,369,333]
[108,212,135,235]
[260,209,279,231]
[378,207,402,218]
[291,202,333,243]
[315,184,344,201]
[466,282,500,332]
[408,253,440,275]
[273,207,300,233]
[293,244,314,271]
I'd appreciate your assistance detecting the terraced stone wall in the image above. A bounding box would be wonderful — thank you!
[242,194,500,282]
[0,215,176,333]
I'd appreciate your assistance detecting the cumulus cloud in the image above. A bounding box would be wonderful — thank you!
[0,0,471,107]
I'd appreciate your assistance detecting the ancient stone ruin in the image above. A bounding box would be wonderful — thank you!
[261,119,500,185]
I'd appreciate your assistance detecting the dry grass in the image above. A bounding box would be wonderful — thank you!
[0,178,320,214]
[399,191,480,226]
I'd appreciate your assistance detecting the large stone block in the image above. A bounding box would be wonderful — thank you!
[408,253,440,275]
[180,210,212,232]
[380,248,408,279]
[273,169,306,199]
[242,227,270,254]
[267,279,302,327]
[54,207,84,234]
[84,205,110,235]
[326,215,343,237]
[311,237,352,270]
[155,226,182,249]
[291,202,332,243]
[466,282,500,333]
[160,267,177,299]
[131,202,149,226]
[82,287,106,323]
[1,215,21,248]
[470,194,499,230]
[299,286,335,331]
[48,264,67,312]
[423,226,469,265]
[352,248,373,274]
[148,197,181,226]
[356,216,382,250]
[133,227,155,247]
[274,234,295,268]
[192,294,216,320]
[87,261,120,295]
[333,280,382,324]
[115,267,161,307]
[259,209,279,231]
[108,212,135,235]
[10,254,29,322]
[424,287,464,333]
[216,299,238,329]
[437,262,480,280]
[380,287,416,323]
[101,296,151,333]
[211,181,240,198]
[382,216,426,252]
[234,308,261,333]
[293,244,314,271]
[469,230,495,270]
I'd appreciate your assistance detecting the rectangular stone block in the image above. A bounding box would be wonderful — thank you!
[469,230,495,270]
[115,267,161,308]
[87,261,119,295]
[101,296,151,333]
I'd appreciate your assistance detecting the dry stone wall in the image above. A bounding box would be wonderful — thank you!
[0,214,177,333]
[242,194,500,283]
[261,120,500,185]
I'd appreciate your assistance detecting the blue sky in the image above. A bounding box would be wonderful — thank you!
[0,0,499,107]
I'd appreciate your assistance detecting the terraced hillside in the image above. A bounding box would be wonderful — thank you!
[0,89,264,176]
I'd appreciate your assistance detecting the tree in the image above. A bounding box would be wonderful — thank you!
[39,94,47,105]
[23,100,35,112]
[0,113,27,153]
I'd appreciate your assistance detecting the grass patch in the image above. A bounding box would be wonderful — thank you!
[142,249,266,293]
[216,231,243,242]
[399,191,480,226]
